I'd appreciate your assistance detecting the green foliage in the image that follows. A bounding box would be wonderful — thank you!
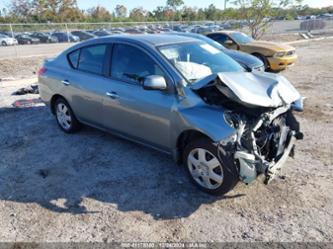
[166,0,184,10]
[233,0,304,38]
[129,7,148,22]
[0,0,331,24]
[115,4,127,18]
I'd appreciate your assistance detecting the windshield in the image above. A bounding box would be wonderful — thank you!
[158,41,244,83]
[229,32,253,44]
[191,34,227,51]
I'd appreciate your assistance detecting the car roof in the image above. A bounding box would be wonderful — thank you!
[207,30,238,35]
[80,34,200,47]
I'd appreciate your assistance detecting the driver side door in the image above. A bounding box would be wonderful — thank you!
[102,43,176,151]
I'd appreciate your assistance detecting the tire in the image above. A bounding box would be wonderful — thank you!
[1,41,7,46]
[253,53,269,70]
[54,97,81,133]
[183,138,238,195]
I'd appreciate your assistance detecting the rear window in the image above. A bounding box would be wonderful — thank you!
[78,45,107,75]
[68,49,80,69]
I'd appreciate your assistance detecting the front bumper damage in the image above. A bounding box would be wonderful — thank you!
[219,105,303,185]
[234,132,296,184]
[192,72,304,185]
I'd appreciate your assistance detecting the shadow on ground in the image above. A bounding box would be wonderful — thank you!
[0,106,245,220]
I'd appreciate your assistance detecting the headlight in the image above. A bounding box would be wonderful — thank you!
[273,52,285,58]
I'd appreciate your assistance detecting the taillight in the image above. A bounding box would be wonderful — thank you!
[37,67,47,76]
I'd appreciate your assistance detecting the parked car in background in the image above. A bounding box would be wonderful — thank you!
[38,34,303,195]
[15,34,40,45]
[206,31,297,71]
[30,32,58,43]
[93,30,112,37]
[0,34,18,46]
[168,32,264,72]
[71,31,96,41]
[0,31,13,37]
[51,32,80,42]
[124,28,145,34]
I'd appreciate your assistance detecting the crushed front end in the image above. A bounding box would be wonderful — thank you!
[223,106,303,184]
[192,72,304,184]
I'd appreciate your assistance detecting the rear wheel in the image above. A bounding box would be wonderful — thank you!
[54,98,81,133]
[183,138,238,195]
[1,41,7,46]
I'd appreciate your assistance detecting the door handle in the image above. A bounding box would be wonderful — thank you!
[62,80,70,86]
[106,91,119,99]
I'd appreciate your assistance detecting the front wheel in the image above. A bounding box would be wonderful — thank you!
[183,138,238,195]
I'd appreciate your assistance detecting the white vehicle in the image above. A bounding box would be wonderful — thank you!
[0,34,18,46]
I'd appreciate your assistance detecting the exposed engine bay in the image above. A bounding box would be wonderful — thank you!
[192,72,304,184]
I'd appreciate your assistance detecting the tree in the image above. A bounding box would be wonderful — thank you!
[9,0,33,19]
[181,6,197,21]
[0,8,8,17]
[129,7,147,22]
[166,0,184,11]
[153,6,174,21]
[234,0,303,39]
[87,6,112,21]
[204,4,220,20]
[115,4,127,18]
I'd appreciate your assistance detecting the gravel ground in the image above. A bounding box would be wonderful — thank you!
[0,39,332,243]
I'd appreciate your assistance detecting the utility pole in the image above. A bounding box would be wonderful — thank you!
[224,0,228,10]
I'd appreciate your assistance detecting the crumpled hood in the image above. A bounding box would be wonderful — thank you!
[191,72,301,108]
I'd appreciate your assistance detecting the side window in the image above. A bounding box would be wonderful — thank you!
[78,45,107,75]
[111,44,165,84]
[68,49,80,69]
[207,34,218,40]
[215,34,229,44]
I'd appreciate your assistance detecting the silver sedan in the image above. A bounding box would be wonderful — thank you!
[38,34,304,195]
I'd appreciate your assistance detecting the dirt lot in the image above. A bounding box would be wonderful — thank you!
[0,38,332,243]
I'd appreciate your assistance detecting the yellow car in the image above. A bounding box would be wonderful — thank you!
[206,31,297,72]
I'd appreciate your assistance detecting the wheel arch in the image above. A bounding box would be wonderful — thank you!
[176,129,212,164]
[252,52,270,69]
[50,94,67,115]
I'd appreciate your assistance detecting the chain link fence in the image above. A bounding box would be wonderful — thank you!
[1,18,333,59]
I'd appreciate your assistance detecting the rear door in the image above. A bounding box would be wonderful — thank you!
[63,44,112,127]
[102,43,176,150]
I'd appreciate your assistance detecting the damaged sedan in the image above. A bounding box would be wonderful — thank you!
[38,34,304,195]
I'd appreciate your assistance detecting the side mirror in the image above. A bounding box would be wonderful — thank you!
[143,75,167,91]
[224,40,234,45]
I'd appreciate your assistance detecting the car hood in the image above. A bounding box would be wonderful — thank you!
[224,49,263,68]
[244,40,294,52]
[191,72,301,108]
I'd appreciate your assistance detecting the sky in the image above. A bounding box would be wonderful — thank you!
[0,0,332,11]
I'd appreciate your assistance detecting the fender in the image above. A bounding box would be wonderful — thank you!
[174,104,236,144]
